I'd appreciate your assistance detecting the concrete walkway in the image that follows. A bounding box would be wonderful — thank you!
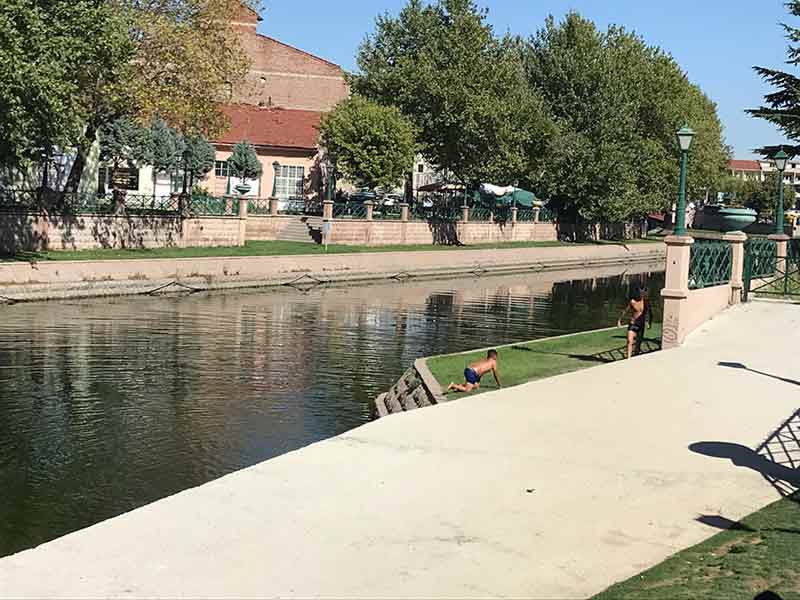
[1,302,798,599]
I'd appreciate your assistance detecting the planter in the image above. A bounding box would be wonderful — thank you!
[696,206,757,232]
[234,183,252,196]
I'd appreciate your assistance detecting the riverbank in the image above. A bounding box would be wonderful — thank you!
[1,301,796,598]
[0,240,665,302]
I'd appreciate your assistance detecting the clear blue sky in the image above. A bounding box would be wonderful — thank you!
[259,0,796,159]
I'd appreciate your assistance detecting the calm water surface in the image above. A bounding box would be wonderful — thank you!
[0,264,663,557]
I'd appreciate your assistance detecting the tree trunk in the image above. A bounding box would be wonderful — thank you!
[64,124,98,196]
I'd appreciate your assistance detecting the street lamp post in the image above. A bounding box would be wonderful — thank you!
[773,149,789,235]
[674,125,695,237]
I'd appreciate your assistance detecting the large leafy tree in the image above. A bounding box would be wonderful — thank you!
[525,13,728,223]
[0,0,134,176]
[748,1,800,156]
[320,95,417,191]
[353,0,553,188]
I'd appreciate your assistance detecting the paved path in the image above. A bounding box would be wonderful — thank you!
[1,302,798,599]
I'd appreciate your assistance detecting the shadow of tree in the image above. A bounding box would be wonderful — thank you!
[0,208,182,257]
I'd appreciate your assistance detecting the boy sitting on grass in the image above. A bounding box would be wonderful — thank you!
[447,350,502,394]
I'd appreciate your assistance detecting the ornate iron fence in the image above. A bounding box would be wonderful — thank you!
[248,198,272,215]
[746,237,778,279]
[516,209,535,222]
[332,202,367,219]
[374,205,402,220]
[410,205,433,221]
[688,240,732,289]
[469,207,492,222]
[189,194,239,216]
[538,207,556,223]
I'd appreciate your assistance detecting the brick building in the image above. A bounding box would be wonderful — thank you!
[204,4,349,203]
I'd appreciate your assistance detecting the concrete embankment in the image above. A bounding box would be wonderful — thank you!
[0,302,796,598]
[0,243,664,302]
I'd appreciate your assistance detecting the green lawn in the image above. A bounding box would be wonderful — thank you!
[427,325,662,394]
[1,238,662,262]
[594,495,800,600]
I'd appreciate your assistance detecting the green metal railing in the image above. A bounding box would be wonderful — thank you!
[190,194,239,216]
[248,198,272,215]
[538,207,555,223]
[469,207,492,222]
[332,202,367,219]
[688,240,732,289]
[374,205,402,220]
[516,209,535,222]
[745,237,778,279]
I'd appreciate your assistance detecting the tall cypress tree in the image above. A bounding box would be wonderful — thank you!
[748,1,800,154]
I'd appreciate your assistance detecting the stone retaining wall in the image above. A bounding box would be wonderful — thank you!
[325,220,558,246]
[0,211,244,253]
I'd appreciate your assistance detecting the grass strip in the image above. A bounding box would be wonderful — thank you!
[593,495,800,599]
[1,238,662,263]
[427,324,662,395]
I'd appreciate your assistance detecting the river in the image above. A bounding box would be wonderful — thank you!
[0,262,664,557]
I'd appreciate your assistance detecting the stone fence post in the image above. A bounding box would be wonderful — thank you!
[462,205,470,223]
[533,207,541,223]
[364,200,374,221]
[323,199,334,220]
[511,206,518,225]
[660,235,694,350]
[269,197,279,216]
[725,231,747,305]
[399,202,409,222]
[237,196,248,246]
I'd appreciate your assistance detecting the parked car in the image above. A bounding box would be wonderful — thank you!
[382,194,403,207]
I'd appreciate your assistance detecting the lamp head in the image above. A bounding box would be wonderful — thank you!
[676,125,695,152]
[774,149,789,172]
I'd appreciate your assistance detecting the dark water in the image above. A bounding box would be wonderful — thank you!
[0,264,663,557]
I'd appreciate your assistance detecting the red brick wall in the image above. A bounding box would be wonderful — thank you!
[231,14,348,112]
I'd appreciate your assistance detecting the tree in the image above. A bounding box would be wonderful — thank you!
[136,118,184,199]
[524,13,728,225]
[0,0,135,181]
[353,0,553,188]
[228,141,262,184]
[180,135,216,192]
[98,118,149,192]
[320,96,417,191]
[748,1,800,156]
[127,0,252,136]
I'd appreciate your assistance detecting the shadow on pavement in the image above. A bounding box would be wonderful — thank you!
[696,514,800,535]
[690,409,800,503]
[718,361,800,387]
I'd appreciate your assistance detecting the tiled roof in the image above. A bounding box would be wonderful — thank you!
[216,104,322,150]
[728,159,762,172]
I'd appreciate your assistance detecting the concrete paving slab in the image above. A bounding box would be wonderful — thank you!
[1,301,797,599]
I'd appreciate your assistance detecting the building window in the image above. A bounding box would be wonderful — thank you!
[275,165,305,198]
[417,164,424,173]
[215,160,229,177]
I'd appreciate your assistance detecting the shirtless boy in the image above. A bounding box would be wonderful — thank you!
[447,350,502,393]
[617,287,651,359]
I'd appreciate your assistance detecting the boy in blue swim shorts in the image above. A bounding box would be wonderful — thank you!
[447,349,502,393]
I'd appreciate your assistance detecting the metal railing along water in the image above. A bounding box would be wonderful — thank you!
[689,240,733,289]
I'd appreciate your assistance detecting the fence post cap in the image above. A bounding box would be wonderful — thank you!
[664,235,695,246]
[768,233,791,242]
